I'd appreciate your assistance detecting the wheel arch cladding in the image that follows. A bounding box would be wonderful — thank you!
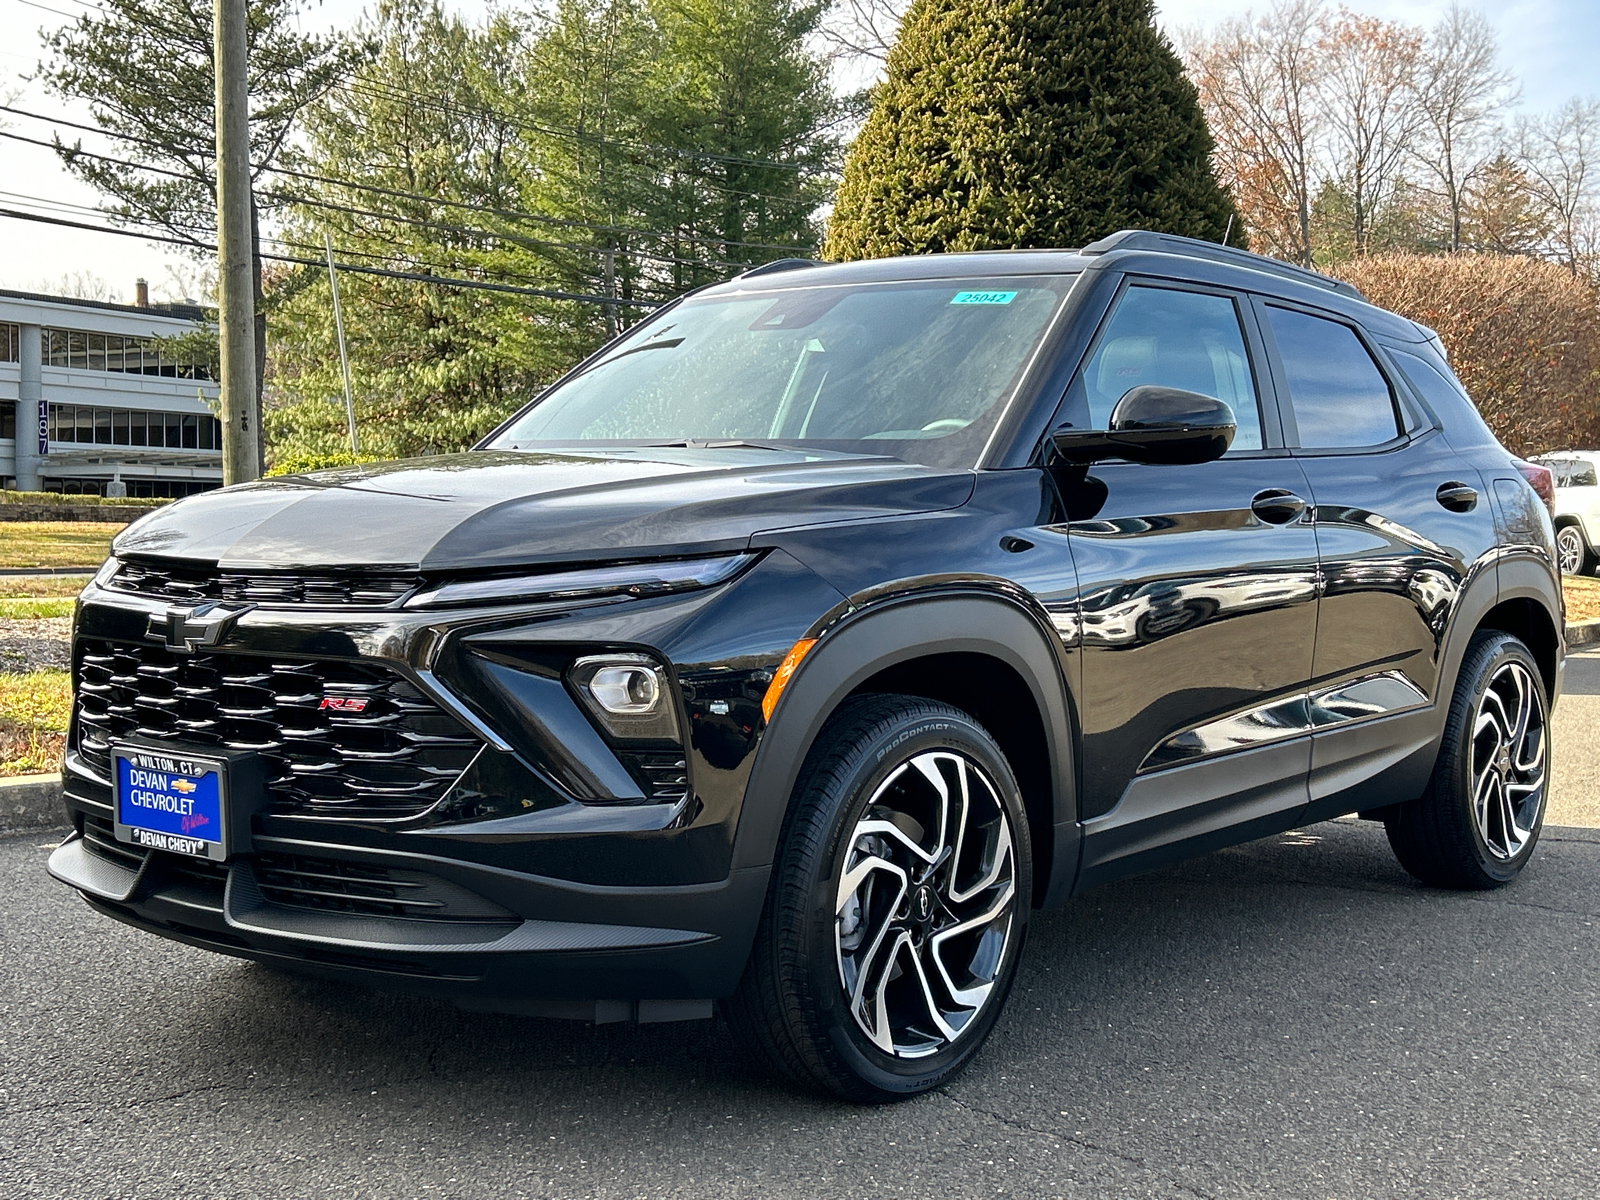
[730,594,1078,907]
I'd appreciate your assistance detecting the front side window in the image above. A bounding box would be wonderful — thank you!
[488,276,1076,467]
[1266,307,1401,449]
[1076,285,1264,451]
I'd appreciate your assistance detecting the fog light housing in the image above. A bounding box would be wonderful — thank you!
[569,654,681,741]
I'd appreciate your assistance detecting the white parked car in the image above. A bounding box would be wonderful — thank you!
[1532,451,1600,573]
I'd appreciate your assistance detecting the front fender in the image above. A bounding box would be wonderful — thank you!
[729,590,1081,906]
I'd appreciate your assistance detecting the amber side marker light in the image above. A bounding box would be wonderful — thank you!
[762,638,818,723]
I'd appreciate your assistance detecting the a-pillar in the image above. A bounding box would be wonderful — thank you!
[14,323,43,492]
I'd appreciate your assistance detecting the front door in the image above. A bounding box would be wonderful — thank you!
[1055,280,1320,885]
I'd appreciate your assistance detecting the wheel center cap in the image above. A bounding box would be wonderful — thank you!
[912,884,936,925]
[1498,750,1513,777]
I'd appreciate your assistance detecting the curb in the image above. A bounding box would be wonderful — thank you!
[1567,619,1600,649]
[0,772,67,834]
[0,567,97,577]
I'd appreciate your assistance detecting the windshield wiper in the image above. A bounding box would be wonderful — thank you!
[638,439,794,451]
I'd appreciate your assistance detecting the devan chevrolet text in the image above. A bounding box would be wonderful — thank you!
[48,231,1564,1102]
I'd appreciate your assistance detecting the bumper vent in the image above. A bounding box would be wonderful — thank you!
[108,560,420,608]
[77,815,509,924]
[628,751,690,802]
[254,854,515,922]
[81,811,146,871]
[75,639,481,819]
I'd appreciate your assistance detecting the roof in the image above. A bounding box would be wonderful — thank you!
[0,288,212,323]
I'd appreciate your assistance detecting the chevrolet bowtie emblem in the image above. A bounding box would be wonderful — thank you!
[147,601,256,653]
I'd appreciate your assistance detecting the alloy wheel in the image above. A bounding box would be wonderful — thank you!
[1470,660,1547,861]
[1556,527,1584,574]
[834,750,1017,1059]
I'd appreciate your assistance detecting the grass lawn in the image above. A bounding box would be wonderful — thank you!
[1564,574,1600,623]
[0,597,76,619]
[0,521,124,569]
[0,670,69,776]
[1,574,92,599]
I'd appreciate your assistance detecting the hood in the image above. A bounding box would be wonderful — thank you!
[113,449,975,572]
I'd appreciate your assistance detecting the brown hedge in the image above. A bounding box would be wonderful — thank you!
[1333,254,1600,456]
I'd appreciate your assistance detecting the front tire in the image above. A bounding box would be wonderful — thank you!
[1385,631,1549,889]
[725,695,1032,1102]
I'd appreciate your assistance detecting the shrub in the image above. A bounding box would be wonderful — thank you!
[264,449,385,478]
[1334,253,1600,456]
[824,0,1241,259]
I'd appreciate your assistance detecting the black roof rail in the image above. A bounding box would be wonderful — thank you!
[737,257,822,279]
[1080,230,1365,301]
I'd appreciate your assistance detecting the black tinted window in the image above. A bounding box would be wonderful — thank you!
[1267,307,1400,448]
[1080,286,1263,450]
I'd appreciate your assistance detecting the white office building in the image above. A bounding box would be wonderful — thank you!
[0,286,223,497]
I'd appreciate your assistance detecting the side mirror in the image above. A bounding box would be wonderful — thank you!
[1051,386,1236,466]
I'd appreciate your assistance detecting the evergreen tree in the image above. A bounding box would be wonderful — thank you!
[41,0,363,419]
[824,0,1242,259]
[266,0,840,465]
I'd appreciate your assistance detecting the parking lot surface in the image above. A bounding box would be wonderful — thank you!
[4,813,1598,1200]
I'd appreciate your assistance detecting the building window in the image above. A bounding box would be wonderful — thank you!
[1,400,14,439]
[46,403,221,450]
[40,327,213,381]
[0,324,17,363]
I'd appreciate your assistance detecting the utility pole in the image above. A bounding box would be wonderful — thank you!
[603,245,617,341]
[324,231,359,454]
[215,0,259,486]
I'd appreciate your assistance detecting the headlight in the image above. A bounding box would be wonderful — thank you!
[569,654,680,741]
[406,552,757,610]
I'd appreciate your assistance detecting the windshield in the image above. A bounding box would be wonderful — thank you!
[487,275,1076,467]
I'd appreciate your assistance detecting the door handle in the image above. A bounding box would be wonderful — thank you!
[1251,489,1306,525]
[1436,481,1478,512]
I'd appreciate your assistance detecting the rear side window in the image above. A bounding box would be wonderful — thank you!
[1547,460,1598,488]
[1266,307,1401,449]
[1080,285,1263,450]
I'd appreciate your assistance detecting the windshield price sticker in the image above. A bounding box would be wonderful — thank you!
[113,747,229,861]
[950,291,1017,305]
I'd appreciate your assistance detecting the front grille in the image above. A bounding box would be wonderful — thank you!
[108,560,420,608]
[75,639,481,819]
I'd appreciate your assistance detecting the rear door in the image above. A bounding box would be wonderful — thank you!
[1256,300,1501,818]
[1058,279,1319,883]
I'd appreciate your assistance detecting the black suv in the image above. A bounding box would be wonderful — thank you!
[49,231,1563,1102]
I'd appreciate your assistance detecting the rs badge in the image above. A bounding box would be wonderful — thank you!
[318,696,370,713]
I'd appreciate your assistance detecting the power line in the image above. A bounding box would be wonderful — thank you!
[0,124,760,275]
[0,206,659,308]
[0,103,817,254]
[26,1,831,178]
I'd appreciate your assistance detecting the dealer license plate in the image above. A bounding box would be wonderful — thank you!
[113,745,230,861]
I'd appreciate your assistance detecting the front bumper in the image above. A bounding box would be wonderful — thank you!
[45,552,846,1015]
[50,778,769,1017]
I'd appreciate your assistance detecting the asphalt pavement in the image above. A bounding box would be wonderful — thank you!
[4,811,1598,1199]
[1549,647,1600,827]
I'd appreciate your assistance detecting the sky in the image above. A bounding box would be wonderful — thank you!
[0,0,1596,301]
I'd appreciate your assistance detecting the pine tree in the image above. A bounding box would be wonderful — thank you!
[824,0,1242,259]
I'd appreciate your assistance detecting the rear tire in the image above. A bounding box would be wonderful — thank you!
[1385,632,1549,889]
[1555,524,1593,575]
[725,695,1031,1102]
